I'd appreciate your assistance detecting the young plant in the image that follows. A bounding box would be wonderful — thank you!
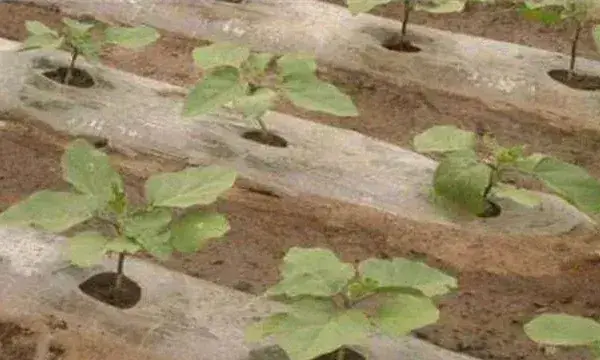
[0,139,236,297]
[245,247,457,360]
[345,0,493,51]
[20,18,160,86]
[183,43,358,146]
[525,313,600,359]
[519,0,600,81]
[413,125,600,217]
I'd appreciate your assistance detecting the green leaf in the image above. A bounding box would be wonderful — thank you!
[246,313,290,343]
[594,25,600,52]
[358,258,457,297]
[25,21,58,36]
[71,34,101,62]
[415,0,467,13]
[62,139,124,208]
[170,212,230,252]
[266,247,355,298]
[532,157,600,214]
[525,314,600,346]
[146,165,236,208]
[514,153,547,174]
[282,76,358,117]
[104,26,160,49]
[262,299,372,360]
[192,43,251,70]
[68,231,109,267]
[345,0,392,14]
[21,34,64,51]
[245,52,274,74]
[433,150,492,215]
[62,18,95,34]
[124,208,172,239]
[0,191,98,233]
[277,54,317,78]
[413,125,477,154]
[374,294,440,336]
[183,67,249,117]
[233,87,278,119]
[491,184,542,208]
[518,4,563,24]
[104,237,141,254]
[137,232,173,260]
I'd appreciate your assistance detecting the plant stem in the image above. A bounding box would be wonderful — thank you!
[63,48,79,85]
[336,347,346,360]
[114,252,125,291]
[400,0,412,44]
[256,116,270,135]
[568,22,583,80]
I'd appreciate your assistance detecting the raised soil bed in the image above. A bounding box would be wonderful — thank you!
[2,2,600,360]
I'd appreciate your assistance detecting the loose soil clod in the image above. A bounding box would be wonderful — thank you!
[0,321,65,360]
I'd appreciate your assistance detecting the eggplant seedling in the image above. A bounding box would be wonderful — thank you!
[413,125,600,218]
[182,43,358,147]
[519,0,600,89]
[0,139,236,309]
[246,247,457,360]
[20,18,159,87]
[345,0,494,51]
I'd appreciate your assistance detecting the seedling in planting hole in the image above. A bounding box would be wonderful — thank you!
[0,139,236,308]
[525,313,600,359]
[20,18,160,87]
[345,0,494,51]
[245,247,457,360]
[413,125,600,218]
[183,43,358,147]
[518,0,600,88]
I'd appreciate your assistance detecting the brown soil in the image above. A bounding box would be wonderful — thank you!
[78,272,142,309]
[3,2,600,360]
[547,69,600,91]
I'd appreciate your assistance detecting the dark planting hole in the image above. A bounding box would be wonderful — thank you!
[548,69,600,91]
[383,39,421,53]
[476,200,502,218]
[78,272,141,309]
[314,347,365,360]
[242,130,288,148]
[43,67,95,88]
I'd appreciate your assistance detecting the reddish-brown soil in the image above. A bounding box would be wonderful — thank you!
[3,2,600,360]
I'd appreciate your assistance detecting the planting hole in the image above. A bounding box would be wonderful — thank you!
[477,200,502,218]
[43,67,95,88]
[547,69,600,91]
[242,130,289,148]
[79,272,141,309]
[0,321,66,360]
[383,39,421,53]
[314,347,365,360]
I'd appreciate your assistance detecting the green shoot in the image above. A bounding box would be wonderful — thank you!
[245,247,457,360]
[0,139,236,293]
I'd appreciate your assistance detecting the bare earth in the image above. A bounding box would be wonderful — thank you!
[2,2,600,360]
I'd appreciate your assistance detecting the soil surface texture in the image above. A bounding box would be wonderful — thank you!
[3,2,600,360]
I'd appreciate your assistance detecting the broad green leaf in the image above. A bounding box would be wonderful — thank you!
[415,0,466,13]
[62,139,124,208]
[345,0,392,14]
[358,258,457,297]
[277,54,317,78]
[192,43,251,70]
[374,294,440,336]
[183,67,249,117]
[433,150,492,215]
[124,208,172,239]
[245,52,274,74]
[245,313,290,342]
[282,77,358,117]
[21,34,64,51]
[104,26,160,49]
[594,25,600,52]
[0,191,98,233]
[267,300,372,360]
[266,247,355,298]
[170,212,230,252]
[137,231,173,260]
[532,157,600,214]
[518,4,563,24]
[70,32,101,62]
[62,18,95,34]
[525,314,600,346]
[68,231,108,267]
[25,21,58,36]
[491,184,542,208]
[413,125,477,154]
[233,87,278,119]
[514,153,547,174]
[146,165,236,208]
[104,237,141,254]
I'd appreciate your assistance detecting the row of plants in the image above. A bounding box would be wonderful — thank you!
[3,9,600,360]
